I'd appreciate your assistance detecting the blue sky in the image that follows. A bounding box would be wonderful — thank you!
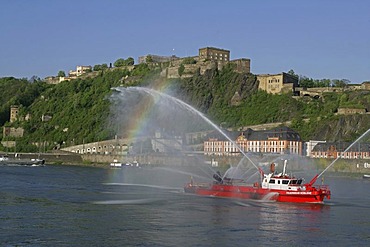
[0,0,369,83]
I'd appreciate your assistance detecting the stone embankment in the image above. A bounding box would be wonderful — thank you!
[3,151,369,177]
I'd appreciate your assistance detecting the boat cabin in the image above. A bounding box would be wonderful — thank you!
[262,173,304,191]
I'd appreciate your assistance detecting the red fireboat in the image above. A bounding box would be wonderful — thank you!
[184,161,331,204]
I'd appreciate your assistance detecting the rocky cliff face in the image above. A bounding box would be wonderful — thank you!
[312,115,370,142]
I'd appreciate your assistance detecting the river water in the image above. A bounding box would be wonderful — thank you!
[1,164,369,246]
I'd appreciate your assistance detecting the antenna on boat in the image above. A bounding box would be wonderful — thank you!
[270,162,275,174]
[282,160,287,175]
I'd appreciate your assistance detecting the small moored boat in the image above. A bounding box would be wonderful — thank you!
[110,159,123,168]
[0,155,45,166]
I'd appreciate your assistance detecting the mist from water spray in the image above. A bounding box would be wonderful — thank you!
[318,128,370,178]
[115,86,259,171]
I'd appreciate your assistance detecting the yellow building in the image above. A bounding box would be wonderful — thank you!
[362,81,370,90]
[257,72,298,94]
[10,105,19,123]
[69,65,92,77]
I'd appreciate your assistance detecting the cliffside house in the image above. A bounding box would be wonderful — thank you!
[257,72,299,94]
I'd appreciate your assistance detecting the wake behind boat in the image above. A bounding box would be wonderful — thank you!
[184,160,331,204]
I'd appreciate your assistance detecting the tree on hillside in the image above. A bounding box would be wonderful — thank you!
[178,64,185,77]
[299,76,335,88]
[146,55,153,63]
[126,57,134,66]
[114,57,135,67]
[28,75,40,83]
[182,57,196,65]
[58,70,66,77]
[287,69,297,76]
[114,58,126,67]
[332,79,350,88]
[93,63,109,71]
[93,64,102,71]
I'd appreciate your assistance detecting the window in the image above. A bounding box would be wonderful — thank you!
[269,179,275,184]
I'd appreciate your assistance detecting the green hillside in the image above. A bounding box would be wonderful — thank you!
[1,63,370,152]
[172,65,370,142]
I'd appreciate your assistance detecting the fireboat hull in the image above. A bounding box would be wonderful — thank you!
[184,183,330,204]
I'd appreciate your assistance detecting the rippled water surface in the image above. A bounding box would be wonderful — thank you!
[1,165,370,246]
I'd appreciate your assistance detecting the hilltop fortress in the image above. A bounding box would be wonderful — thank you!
[44,46,370,96]
[45,46,297,94]
[139,47,301,95]
[139,47,250,78]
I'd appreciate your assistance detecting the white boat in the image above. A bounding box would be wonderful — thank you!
[0,155,45,166]
[125,160,140,167]
[0,155,9,161]
[110,159,123,168]
[363,174,370,179]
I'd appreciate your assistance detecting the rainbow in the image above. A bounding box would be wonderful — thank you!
[106,82,175,182]
[116,81,174,141]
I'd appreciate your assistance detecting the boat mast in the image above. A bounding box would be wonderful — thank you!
[282,160,287,175]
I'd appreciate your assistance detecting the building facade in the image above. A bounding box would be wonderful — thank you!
[3,127,24,138]
[311,142,370,159]
[10,105,19,123]
[69,65,92,77]
[204,127,303,156]
[199,47,230,62]
[362,81,370,90]
[337,108,367,115]
[257,72,299,94]
[230,58,251,73]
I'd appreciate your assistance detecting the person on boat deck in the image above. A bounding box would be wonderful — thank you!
[213,171,223,184]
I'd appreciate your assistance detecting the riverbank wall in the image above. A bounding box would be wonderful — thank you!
[2,151,370,175]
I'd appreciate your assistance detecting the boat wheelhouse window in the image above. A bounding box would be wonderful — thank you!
[297,179,303,185]
[282,180,289,184]
[289,180,297,185]
[269,179,275,184]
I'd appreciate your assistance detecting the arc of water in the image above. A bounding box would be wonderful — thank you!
[318,128,370,178]
[116,87,260,172]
